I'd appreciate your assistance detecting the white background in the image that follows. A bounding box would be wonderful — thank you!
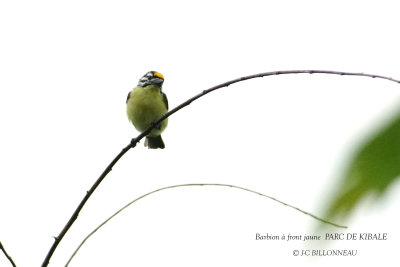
[1,0,400,266]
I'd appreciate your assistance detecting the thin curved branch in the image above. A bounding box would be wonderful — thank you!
[0,241,17,267]
[65,183,347,266]
[130,70,400,148]
[42,70,400,267]
[41,143,132,267]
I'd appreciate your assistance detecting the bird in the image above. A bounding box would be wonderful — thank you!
[126,71,169,149]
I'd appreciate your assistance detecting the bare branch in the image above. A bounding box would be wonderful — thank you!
[130,70,400,148]
[42,70,400,267]
[40,143,132,267]
[0,241,17,267]
[65,183,347,266]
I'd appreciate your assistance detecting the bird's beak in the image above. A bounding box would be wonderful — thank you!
[151,77,164,84]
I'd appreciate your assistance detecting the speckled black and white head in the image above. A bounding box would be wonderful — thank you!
[137,71,164,87]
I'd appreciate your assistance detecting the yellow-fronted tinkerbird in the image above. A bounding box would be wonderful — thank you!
[126,71,169,149]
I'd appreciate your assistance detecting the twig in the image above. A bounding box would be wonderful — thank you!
[65,183,347,266]
[42,70,400,267]
[41,143,132,267]
[0,241,17,267]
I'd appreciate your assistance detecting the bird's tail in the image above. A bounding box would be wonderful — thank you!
[145,135,165,149]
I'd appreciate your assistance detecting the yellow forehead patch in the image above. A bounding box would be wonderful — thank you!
[154,72,164,80]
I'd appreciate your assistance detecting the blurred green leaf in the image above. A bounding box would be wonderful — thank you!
[325,109,400,222]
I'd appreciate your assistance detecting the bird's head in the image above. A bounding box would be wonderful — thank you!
[138,71,164,87]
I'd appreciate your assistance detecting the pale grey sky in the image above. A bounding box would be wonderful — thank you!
[1,0,400,266]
